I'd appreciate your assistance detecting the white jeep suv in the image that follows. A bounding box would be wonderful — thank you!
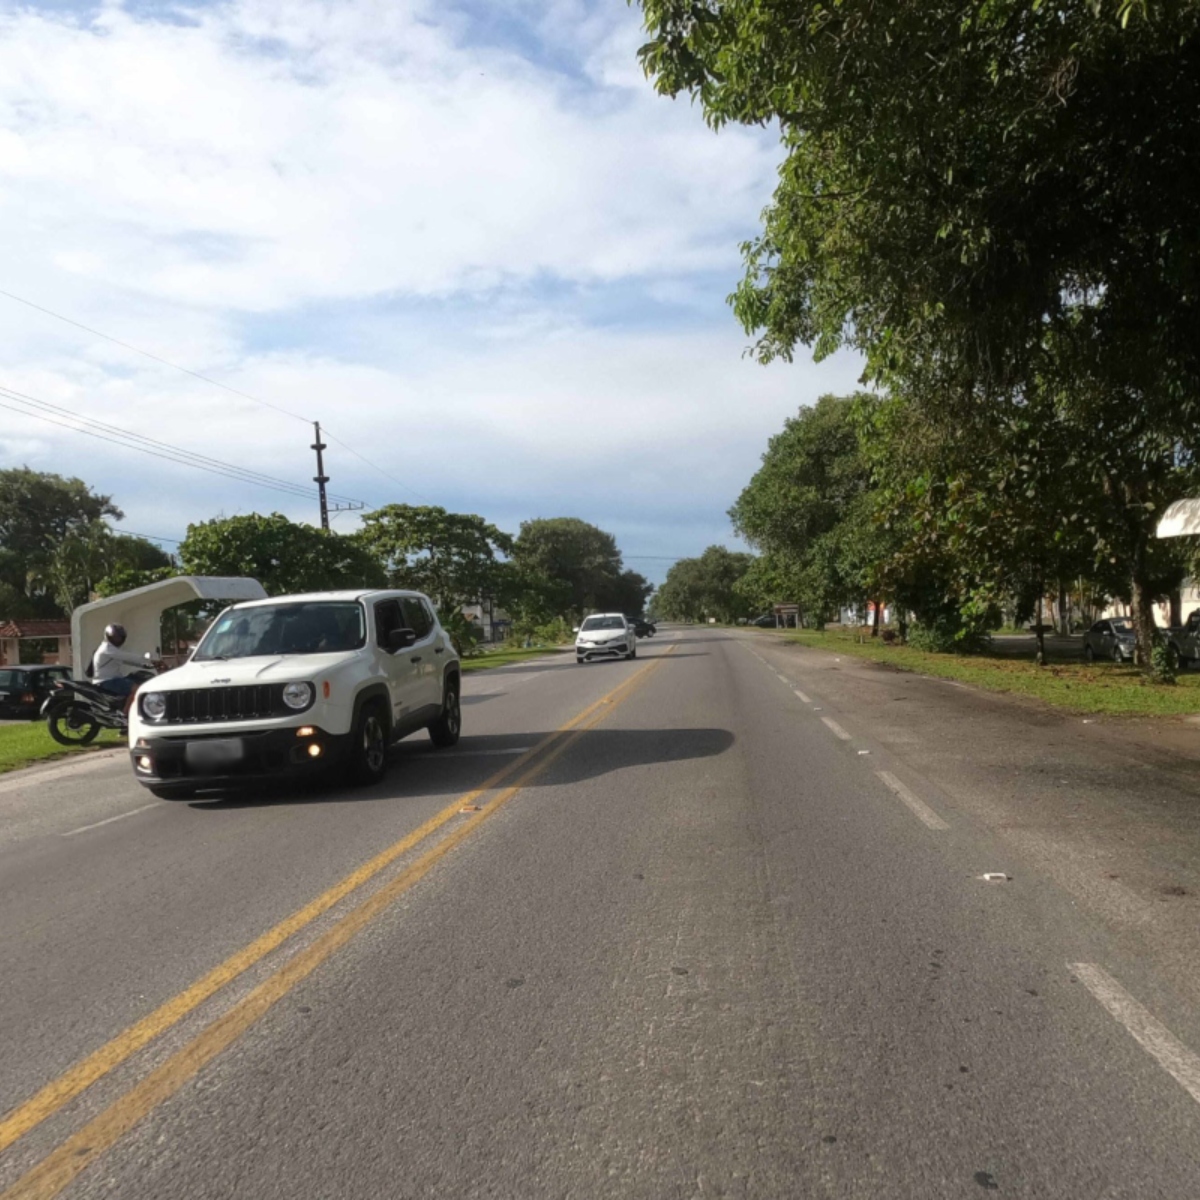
[129,590,461,799]
[575,613,637,664]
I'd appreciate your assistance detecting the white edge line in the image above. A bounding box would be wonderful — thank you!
[1071,962,1200,1106]
[793,688,812,704]
[876,771,950,831]
[821,716,852,741]
[62,802,159,837]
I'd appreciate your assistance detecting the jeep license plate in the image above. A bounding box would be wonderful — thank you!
[185,739,244,773]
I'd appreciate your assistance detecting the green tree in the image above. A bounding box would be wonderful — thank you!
[180,513,385,596]
[656,546,755,623]
[637,0,1200,671]
[356,504,515,615]
[512,518,626,618]
[0,468,121,614]
[730,395,891,628]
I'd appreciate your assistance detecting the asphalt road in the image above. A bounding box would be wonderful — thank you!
[2,627,1200,1198]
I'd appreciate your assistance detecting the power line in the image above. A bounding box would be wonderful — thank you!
[0,383,362,504]
[0,286,312,426]
[0,285,430,503]
[0,385,364,506]
[321,429,434,504]
[107,528,181,544]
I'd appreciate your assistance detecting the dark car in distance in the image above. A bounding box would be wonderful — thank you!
[0,665,74,719]
[1083,618,1136,663]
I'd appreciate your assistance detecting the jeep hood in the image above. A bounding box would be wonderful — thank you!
[166,653,354,685]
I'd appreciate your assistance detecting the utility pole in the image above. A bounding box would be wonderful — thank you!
[312,421,330,532]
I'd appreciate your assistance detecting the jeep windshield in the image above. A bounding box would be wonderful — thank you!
[194,601,367,660]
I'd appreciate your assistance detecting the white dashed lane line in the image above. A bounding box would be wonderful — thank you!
[1072,963,1200,1107]
[793,688,811,704]
[62,803,159,837]
[821,717,852,741]
[876,770,949,831]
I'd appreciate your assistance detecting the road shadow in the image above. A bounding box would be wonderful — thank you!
[186,726,735,809]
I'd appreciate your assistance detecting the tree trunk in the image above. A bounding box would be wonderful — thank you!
[1128,540,1156,672]
[1035,593,1046,666]
[1057,581,1069,634]
[871,598,881,637]
[1169,589,1183,629]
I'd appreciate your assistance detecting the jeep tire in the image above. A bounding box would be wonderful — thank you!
[428,677,462,748]
[349,702,389,786]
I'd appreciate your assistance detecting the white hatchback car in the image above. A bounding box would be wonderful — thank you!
[575,613,637,664]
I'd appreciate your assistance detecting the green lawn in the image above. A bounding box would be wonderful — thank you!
[0,722,124,775]
[461,645,568,672]
[764,628,1200,717]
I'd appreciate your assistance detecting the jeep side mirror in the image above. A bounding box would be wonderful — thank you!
[388,628,418,651]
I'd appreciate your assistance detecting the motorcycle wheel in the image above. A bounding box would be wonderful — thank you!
[46,703,101,746]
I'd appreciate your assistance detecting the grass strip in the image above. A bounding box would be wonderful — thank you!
[460,646,567,672]
[769,628,1200,717]
[0,723,124,775]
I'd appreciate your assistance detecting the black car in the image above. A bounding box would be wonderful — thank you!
[0,665,73,719]
[628,617,657,637]
[750,614,778,628]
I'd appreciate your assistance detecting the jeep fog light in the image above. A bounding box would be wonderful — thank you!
[307,744,322,758]
[136,755,153,771]
[282,682,314,710]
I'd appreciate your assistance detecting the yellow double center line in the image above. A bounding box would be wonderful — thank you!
[1,648,673,1200]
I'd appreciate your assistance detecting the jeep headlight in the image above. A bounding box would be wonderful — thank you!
[142,692,167,721]
[282,682,314,710]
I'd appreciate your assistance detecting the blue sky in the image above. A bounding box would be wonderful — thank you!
[0,0,863,585]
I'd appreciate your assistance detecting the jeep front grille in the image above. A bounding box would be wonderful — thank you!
[161,685,285,724]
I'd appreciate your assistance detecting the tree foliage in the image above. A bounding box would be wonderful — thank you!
[512,518,649,618]
[179,513,385,597]
[0,468,122,615]
[730,395,895,625]
[356,505,514,615]
[637,0,1200,671]
[655,545,755,623]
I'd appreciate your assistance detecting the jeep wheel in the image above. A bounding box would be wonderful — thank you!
[350,703,389,785]
[428,678,461,748]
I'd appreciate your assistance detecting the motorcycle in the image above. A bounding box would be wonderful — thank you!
[42,657,162,746]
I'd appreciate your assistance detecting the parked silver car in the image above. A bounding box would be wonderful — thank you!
[1083,618,1135,663]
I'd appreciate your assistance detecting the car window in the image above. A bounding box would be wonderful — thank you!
[374,599,403,648]
[581,616,625,631]
[195,601,367,659]
[0,669,26,688]
[401,597,434,639]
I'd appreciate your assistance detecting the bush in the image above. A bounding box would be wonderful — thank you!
[511,616,574,646]
[1151,632,1178,685]
[908,614,992,655]
[440,611,483,658]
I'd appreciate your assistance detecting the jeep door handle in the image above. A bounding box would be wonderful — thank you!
[410,655,423,663]
[434,647,445,654]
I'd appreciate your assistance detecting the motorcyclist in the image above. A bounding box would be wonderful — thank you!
[90,624,152,709]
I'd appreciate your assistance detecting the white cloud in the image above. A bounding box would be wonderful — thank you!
[0,0,861,582]
[0,0,776,310]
